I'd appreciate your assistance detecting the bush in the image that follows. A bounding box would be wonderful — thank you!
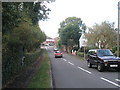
[77,52,84,57]
[25,49,41,66]
[2,48,41,86]
[112,46,117,53]
[114,51,120,57]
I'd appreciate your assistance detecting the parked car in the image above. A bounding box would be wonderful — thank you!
[53,48,58,51]
[87,49,120,72]
[54,51,63,58]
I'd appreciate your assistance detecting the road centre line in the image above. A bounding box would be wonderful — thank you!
[62,58,67,61]
[115,79,120,82]
[77,66,92,74]
[68,62,74,66]
[101,77,120,87]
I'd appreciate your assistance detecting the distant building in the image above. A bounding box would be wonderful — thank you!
[54,37,60,46]
[42,37,55,46]
[46,38,54,44]
[79,33,87,48]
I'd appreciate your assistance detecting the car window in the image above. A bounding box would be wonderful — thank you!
[55,51,61,53]
[97,50,114,56]
[88,50,96,55]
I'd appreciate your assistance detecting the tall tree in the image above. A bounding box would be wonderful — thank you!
[2,2,50,34]
[2,2,50,85]
[59,17,86,52]
[85,21,117,49]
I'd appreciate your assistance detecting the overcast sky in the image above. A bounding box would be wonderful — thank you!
[39,0,120,38]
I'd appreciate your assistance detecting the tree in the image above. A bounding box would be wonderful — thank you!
[2,2,51,34]
[58,17,86,52]
[85,21,117,49]
[22,2,50,25]
[2,2,50,85]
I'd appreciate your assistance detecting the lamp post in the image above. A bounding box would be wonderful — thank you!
[117,1,120,57]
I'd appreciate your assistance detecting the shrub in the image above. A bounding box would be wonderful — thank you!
[114,51,120,57]
[77,52,84,57]
[2,48,41,86]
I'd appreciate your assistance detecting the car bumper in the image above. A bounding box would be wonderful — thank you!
[55,55,62,57]
[104,62,120,68]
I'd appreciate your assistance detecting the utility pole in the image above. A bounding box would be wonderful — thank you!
[117,1,120,57]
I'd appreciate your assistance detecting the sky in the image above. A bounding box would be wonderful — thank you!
[39,0,120,38]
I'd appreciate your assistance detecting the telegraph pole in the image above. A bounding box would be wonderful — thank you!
[117,1,120,57]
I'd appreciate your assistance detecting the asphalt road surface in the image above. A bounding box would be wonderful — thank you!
[46,46,120,88]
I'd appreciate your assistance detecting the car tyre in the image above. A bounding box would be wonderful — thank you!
[97,64,104,72]
[87,61,92,68]
[116,68,120,72]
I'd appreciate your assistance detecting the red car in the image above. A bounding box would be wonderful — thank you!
[54,51,63,58]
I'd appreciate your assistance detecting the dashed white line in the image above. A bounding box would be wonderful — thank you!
[115,79,120,82]
[68,62,74,66]
[77,66,92,74]
[101,77,120,87]
[62,58,67,61]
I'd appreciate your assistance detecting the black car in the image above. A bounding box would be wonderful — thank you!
[87,49,120,72]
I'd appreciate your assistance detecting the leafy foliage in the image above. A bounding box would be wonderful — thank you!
[58,17,86,52]
[85,21,117,49]
[2,2,50,34]
[2,2,49,86]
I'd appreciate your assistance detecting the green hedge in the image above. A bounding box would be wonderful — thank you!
[2,49,41,86]
[24,49,41,67]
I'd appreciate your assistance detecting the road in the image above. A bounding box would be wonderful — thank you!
[46,46,120,88]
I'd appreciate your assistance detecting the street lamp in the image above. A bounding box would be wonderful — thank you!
[117,1,120,57]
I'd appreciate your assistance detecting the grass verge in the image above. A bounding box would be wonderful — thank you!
[28,50,51,88]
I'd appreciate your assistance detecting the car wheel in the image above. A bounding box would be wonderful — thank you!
[116,68,120,72]
[97,64,104,72]
[87,61,92,68]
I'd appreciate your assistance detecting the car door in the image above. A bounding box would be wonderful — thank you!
[88,51,95,64]
[92,52,98,65]
[89,50,98,65]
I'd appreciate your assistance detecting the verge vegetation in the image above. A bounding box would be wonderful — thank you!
[2,2,51,86]
[28,50,51,88]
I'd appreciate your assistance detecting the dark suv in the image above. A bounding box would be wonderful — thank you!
[87,49,120,72]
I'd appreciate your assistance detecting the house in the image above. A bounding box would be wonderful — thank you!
[79,33,87,48]
[42,37,55,46]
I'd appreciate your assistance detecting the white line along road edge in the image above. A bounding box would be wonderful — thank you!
[101,77,120,87]
[77,66,92,74]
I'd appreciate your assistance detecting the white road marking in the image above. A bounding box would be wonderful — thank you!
[77,66,92,74]
[101,77,120,87]
[115,79,120,82]
[62,58,67,61]
[68,62,74,66]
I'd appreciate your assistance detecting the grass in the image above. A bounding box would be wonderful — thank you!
[28,50,51,88]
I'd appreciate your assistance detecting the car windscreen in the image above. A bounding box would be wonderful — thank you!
[55,51,61,53]
[97,50,114,57]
